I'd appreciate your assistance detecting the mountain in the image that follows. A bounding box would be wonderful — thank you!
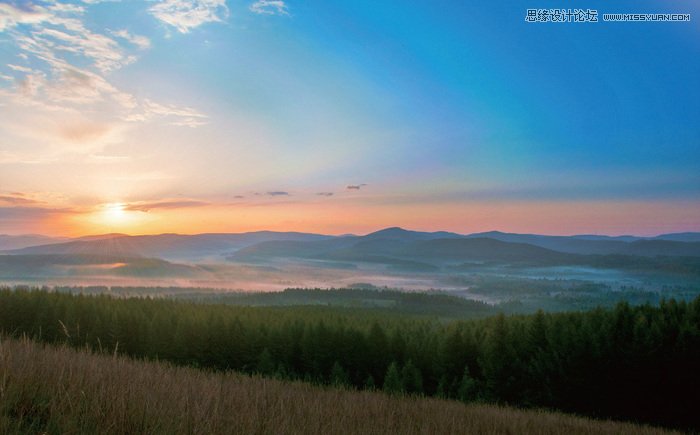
[653,232,700,243]
[0,254,204,279]
[613,239,700,257]
[226,228,700,277]
[4,231,334,261]
[231,228,465,264]
[4,228,700,277]
[400,238,574,264]
[464,231,700,257]
[0,234,69,250]
[568,234,642,242]
[231,228,578,269]
[362,227,464,241]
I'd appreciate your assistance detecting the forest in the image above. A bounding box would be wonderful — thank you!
[0,288,698,431]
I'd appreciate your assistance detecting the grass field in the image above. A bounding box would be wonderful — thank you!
[0,338,675,435]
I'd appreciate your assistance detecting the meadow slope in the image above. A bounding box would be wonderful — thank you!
[0,338,676,435]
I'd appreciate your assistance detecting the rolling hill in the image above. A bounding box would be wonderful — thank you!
[3,228,700,280]
[5,231,334,261]
[1,338,673,435]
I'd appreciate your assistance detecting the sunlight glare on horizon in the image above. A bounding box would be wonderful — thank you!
[99,203,133,229]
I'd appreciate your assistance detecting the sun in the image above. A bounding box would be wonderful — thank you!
[77,202,153,235]
[102,203,128,226]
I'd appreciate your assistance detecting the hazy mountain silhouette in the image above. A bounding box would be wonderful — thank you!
[5,232,333,261]
[464,231,700,256]
[0,234,69,250]
[0,254,204,280]
[3,228,700,276]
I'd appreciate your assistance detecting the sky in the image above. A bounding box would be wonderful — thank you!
[0,0,698,237]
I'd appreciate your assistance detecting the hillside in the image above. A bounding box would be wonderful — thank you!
[5,231,333,261]
[7,228,700,263]
[0,338,674,435]
[0,234,68,250]
[1,289,698,429]
[0,255,206,280]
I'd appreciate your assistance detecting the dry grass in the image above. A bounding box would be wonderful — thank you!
[0,338,676,435]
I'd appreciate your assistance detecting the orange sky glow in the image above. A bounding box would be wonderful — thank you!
[15,199,697,238]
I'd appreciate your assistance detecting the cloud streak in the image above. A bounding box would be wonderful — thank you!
[0,195,41,206]
[346,184,367,190]
[150,0,229,33]
[249,1,289,16]
[0,3,50,31]
[111,29,151,50]
[124,200,209,212]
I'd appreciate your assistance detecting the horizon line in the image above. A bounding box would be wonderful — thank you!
[3,226,699,240]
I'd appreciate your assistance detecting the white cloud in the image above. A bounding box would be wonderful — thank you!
[0,0,209,160]
[0,3,50,31]
[126,98,208,127]
[149,0,229,33]
[7,64,33,73]
[249,0,289,16]
[111,29,151,50]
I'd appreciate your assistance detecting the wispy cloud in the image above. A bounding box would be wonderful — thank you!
[7,64,33,73]
[110,29,151,50]
[249,1,289,16]
[346,184,367,190]
[124,200,209,212]
[266,191,290,197]
[0,3,50,31]
[0,194,41,206]
[150,0,229,33]
[316,192,334,197]
[0,0,208,157]
[133,99,208,127]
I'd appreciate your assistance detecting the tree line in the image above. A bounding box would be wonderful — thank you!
[0,288,698,430]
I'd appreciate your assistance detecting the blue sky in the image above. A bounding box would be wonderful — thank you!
[0,0,698,235]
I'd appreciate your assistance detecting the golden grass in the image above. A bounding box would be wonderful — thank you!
[0,338,676,435]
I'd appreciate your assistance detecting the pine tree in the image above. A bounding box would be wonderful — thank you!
[364,374,376,390]
[256,348,275,375]
[401,359,423,395]
[457,365,477,402]
[330,361,350,388]
[383,362,403,395]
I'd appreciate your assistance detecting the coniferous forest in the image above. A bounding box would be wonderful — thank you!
[0,288,698,431]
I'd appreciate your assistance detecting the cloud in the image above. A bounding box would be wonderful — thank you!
[124,200,209,212]
[0,0,208,153]
[0,205,75,220]
[249,1,289,16]
[0,3,50,31]
[29,16,135,73]
[346,184,367,190]
[123,98,208,127]
[7,64,33,73]
[58,121,113,144]
[266,191,290,196]
[316,192,334,197]
[110,29,151,50]
[0,194,41,206]
[149,0,229,33]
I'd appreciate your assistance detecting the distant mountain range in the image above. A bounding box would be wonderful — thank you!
[1,226,699,280]
[2,231,333,261]
[2,228,700,263]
